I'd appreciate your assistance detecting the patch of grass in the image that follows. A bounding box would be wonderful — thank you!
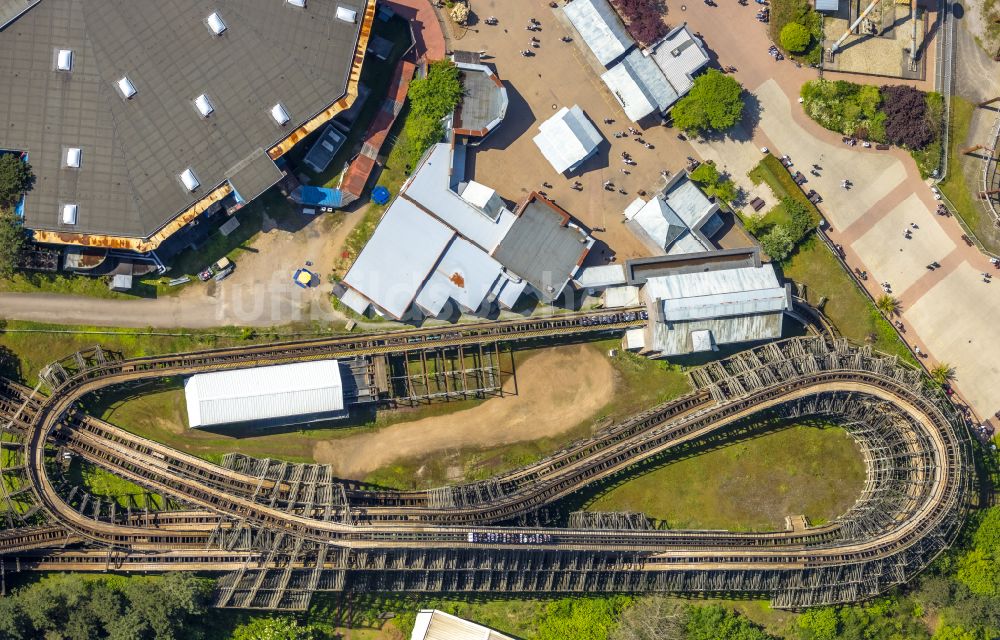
[782,236,915,362]
[586,423,865,531]
[363,341,691,490]
[939,97,1000,253]
[748,154,815,214]
[66,461,163,509]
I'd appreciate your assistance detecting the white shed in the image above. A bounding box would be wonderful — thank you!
[184,360,347,429]
[532,105,603,174]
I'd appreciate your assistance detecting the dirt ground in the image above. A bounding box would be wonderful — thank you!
[313,343,616,478]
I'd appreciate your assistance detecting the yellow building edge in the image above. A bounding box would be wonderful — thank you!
[34,0,377,253]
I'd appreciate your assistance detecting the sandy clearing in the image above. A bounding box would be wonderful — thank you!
[314,344,616,479]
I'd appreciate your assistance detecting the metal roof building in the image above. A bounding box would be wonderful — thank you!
[624,173,723,255]
[452,56,509,141]
[492,193,594,303]
[0,0,371,252]
[601,49,677,122]
[561,0,633,66]
[533,105,603,174]
[411,610,514,640]
[647,24,711,99]
[624,249,791,357]
[184,360,348,429]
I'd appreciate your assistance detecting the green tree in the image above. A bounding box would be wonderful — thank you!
[120,572,211,640]
[535,597,632,640]
[932,625,979,640]
[780,22,811,53]
[875,294,901,317]
[0,207,25,279]
[407,60,463,121]
[231,616,318,640]
[687,604,774,640]
[671,69,745,135]
[0,154,34,208]
[796,607,840,640]
[689,162,738,203]
[956,508,1000,597]
[930,362,956,386]
[783,197,816,240]
[760,225,796,261]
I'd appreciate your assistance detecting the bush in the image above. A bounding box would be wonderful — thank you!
[610,0,669,46]
[760,225,796,261]
[399,60,464,169]
[0,153,34,209]
[687,604,775,640]
[780,22,811,53]
[671,69,745,135]
[881,84,936,149]
[0,207,25,279]
[800,80,884,140]
[689,162,738,203]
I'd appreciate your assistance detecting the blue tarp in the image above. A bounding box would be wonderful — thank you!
[297,185,343,208]
[372,185,391,205]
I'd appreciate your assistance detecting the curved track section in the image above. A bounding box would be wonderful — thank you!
[0,329,973,610]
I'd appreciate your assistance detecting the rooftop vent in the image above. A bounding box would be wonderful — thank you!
[56,49,73,71]
[336,6,357,22]
[65,147,81,168]
[270,102,290,125]
[194,93,214,117]
[286,0,306,7]
[62,204,78,225]
[206,11,227,35]
[117,76,137,99]
[179,168,201,191]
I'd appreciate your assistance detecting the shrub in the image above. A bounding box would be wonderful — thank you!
[760,225,796,261]
[689,162,738,203]
[671,69,744,135]
[780,22,811,53]
[800,80,884,141]
[881,84,935,149]
[0,207,25,279]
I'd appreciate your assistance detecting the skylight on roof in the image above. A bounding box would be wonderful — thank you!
[336,6,357,22]
[117,76,137,99]
[286,0,306,7]
[206,11,227,35]
[179,168,200,191]
[65,147,81,168]
[194,93,214,117]
[270,103,290,125]
[55,49,73,71]
[62,204,78,225]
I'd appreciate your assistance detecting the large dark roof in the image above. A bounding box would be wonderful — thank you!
[493,196,592,302]
[0,0,366,239]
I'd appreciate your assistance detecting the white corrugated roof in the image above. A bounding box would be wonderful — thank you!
[562,0,633,66]
[648,25,710,97]
[624,327,646,350]
[575,263,626,289]
[815,0,839,11]
[496,277,528,308]
[661,287,788,321]
[533,105,602,173]
[411,610,514,640]
[184,360,344,428]
[414,237,504,316]
[342,197,455,319]
[626,196,688,251]
[645,265,783,301]
[649,312,784,355]
[605,284,641,308]
[404,144,516,252]
[601,49,677,121]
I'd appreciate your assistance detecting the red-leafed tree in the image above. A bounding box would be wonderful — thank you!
[880,84,935,149]
[610,0,668,46]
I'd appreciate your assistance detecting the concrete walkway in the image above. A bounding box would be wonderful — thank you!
[679,0,1000,421]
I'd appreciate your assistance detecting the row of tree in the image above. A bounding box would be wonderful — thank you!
[0,153,32,278]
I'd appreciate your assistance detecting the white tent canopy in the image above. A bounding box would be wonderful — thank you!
[532,105,602,174]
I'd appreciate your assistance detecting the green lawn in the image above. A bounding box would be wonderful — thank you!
[939,97,1000,254]
[65,461,164,510]
[782,237,914,362]
[586,423,865,531]
[747,153,820,225]
[0,320,336,386]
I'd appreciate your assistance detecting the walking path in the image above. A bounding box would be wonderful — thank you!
[679,0,1000,422]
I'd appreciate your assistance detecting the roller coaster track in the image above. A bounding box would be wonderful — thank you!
[0,309,973,609]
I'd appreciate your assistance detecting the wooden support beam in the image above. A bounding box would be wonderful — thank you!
[979,96,1000,108]
[961,144,983,155]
